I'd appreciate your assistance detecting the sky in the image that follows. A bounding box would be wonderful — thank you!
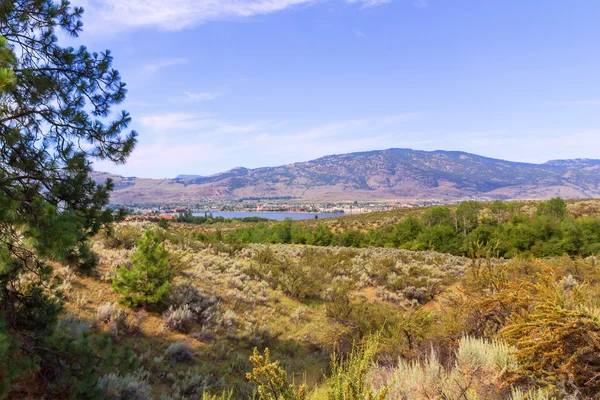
[75,0,600,179]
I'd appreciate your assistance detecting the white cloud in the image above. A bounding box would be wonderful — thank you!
[167,91,226,103]
[184,91,224,102]
[97,112,416,176]
[139,58,188,75]
[355,30,365,37]
[345,0,392,9]
[96,109,600,177]
[137,112,269,137]
[138,112,206,132]
[79,0,392,33]
[117,58,189,89]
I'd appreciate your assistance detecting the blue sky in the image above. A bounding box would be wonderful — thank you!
[78,0,600,178]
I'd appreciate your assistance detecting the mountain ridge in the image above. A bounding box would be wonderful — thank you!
[92,148,600,204]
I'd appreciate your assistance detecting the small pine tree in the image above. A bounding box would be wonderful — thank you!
[158,218,170,230]
[112,231,173,308]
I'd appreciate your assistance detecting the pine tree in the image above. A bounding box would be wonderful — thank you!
[112,231,173,308]
[0,0,136,395]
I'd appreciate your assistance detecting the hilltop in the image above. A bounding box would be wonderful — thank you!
[93,149,600,204]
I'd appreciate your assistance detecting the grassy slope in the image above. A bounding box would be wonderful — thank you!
[55,198,600,398]
[60,227,468,397]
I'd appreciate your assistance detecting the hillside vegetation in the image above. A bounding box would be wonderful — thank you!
[6,198,600,399]
[201,198,600,259]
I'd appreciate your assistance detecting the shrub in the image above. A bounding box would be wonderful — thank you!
[165,368,225,400]
[273,257,323,299]
[328,335,388,400]
[98,371,152,400]
[158,218,170,230]
[168,282,219,325]
[97,302,118,324]
[243,323,281,348]
[375,336,517,399]
[161,392,232,400]
[190,328,215,343]
[246,348,307,400]
[291,306,308,323]
[509,388,552,400]
[111,309,131,334]
[37,319,137,399]
[253,246,276,265]
[164,342,195,364]
[501,271,600,397]
[251,248,333,300]
[455,335,517,375]
[104,224,143,250]
[218,310,238,330]
[164,305,195,333]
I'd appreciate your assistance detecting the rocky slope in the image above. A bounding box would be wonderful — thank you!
[92,149,600,204]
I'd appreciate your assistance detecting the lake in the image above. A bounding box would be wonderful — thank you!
[192,211,345,221]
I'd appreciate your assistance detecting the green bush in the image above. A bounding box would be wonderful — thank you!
[246,348,307,400]
[327,335,388,400]
[104,224,143,250]
[112,231,173,308]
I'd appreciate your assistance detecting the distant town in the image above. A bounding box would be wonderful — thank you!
[112,199,457,220]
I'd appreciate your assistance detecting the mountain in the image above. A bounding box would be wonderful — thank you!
[92,149,600,204]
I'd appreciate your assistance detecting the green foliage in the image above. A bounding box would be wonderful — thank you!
[385,308,436,358]
[77,220,600,398]
[0,36,16,92]
[246,348,307,400]
[489,199,510,224]
[217,198,600,259]
[327,335,389,400]
[536,197,567,222]
[37,315,136,399]
[0,315,31,398]
[98,370,152,400]
[0,1,135,396]
[391,216,422,246]
[158,218,170,230]
[177,209,271,225]
[164,367,225,399]
[455,200,483,234]
[419,206,452,227]
[112,231,173,307]
[200,392,233,400]
[501,270,600,397]
[103,224,143,250]
[250,248,329,300]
